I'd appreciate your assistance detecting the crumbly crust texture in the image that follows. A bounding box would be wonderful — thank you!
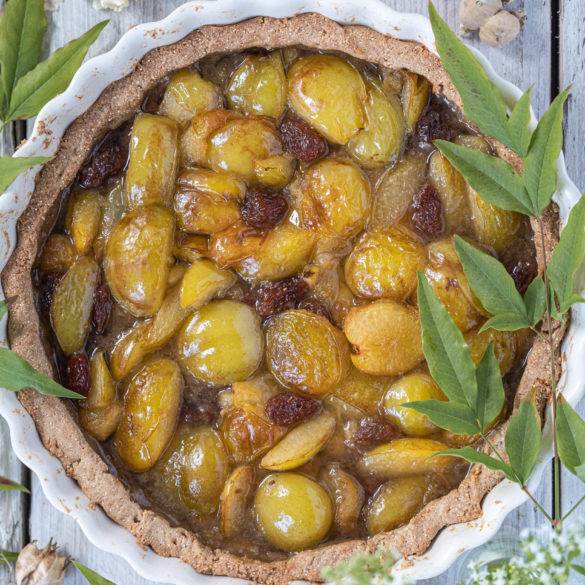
[1,13,560,584]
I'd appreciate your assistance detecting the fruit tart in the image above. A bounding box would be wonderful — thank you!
[2,13,559,584]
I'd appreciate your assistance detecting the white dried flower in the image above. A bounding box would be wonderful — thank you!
[459,0,503,32]
[466,522,585,584]
[93,0,130,12]
[15,542,68,585]
[479,10,521,47]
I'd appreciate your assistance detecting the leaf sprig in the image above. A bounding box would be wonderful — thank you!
[326,3,585,580]
[0,0,108,193]
[404,3,585,527]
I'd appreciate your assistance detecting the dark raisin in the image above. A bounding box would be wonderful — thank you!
[297,297,331,320]
[499,238,538,293]
[66,353,90,396]
[411,109,456,147]
[77,128,130,189]
[240,188,288,229]
[411,183,444,238]
[352,417,400,448]
[254,276,309,318]
[92,283,113,335]
[141,81,167,114]
[265,392,321,426]
[279,112,329,162]
[38,272,64,315]
[181,400,219,426]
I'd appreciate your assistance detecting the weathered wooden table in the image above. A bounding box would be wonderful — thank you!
[1,1,583,583]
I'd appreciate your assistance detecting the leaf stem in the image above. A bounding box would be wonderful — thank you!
[537,216,562,526]
[481,431,554,523]
[562,493,585,522]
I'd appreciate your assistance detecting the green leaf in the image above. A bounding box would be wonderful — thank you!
[72,561,116,585]
[6,20,109,122]
[507,87,533,157]
[475,344,505,432]
[454,236,530,330]
[0,0,47,118]
[404,400,480,435]
[0,347,83,399]
[0,155,52,194]
[572,565,585,577]
[548,195,585,314]
[0,550,18,564]
[556,398,585,482]
[436,447,515,481]
[523,88,570,215]
[0,300,7,321]
[479,313,534,333]
[524,277,546,325]
[417,273,478,409]
[435,141,533,216]
[505,400,541,485]
[0,476,29,493]
[428,3,516,153]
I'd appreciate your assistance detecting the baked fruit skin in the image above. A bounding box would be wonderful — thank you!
[344,226,426,301]
[266,309,350,396]
[287,54,367,144]
[293,158,372,238]
[104,204,175,318]
[255,472,333,551]
[155,424,229,516]
[382,372,447,436]
[177,300,264,386]
[114,359,183,473]
[343,300,424,376]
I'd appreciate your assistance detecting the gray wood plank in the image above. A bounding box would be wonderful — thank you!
[22,1,557,584]
[558,0,585,544]
[0,0,28,576]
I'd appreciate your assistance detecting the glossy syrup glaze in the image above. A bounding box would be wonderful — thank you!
[34,47,537,559]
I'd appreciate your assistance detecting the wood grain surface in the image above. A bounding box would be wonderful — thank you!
[0,0,582,583]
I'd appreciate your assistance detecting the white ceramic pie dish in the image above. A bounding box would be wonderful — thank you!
[0,1,583,583]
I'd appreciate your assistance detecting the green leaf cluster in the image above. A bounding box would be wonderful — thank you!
[441,400,542,487]
[424,3,585,503]
[556,398,585,483]
[0,0,108,194]
[430,3,569,218]
[408,275,542,486]
[454,236,546,332]
[0,0,108,123]
[406,275,505,435]
[430,2,584,322]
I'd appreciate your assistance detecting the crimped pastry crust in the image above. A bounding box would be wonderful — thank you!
[1,13,561,584]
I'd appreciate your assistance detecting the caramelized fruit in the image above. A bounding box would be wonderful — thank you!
[115,359,182,473]
[288,54,367,144]
[255,473,333,551]
[266,309,350,396]
[36,46,537,558]
[178,300,264,385]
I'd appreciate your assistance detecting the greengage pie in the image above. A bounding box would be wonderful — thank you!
[2,13,559,584]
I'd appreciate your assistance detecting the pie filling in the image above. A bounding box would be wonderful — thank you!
[33,47,536,560]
